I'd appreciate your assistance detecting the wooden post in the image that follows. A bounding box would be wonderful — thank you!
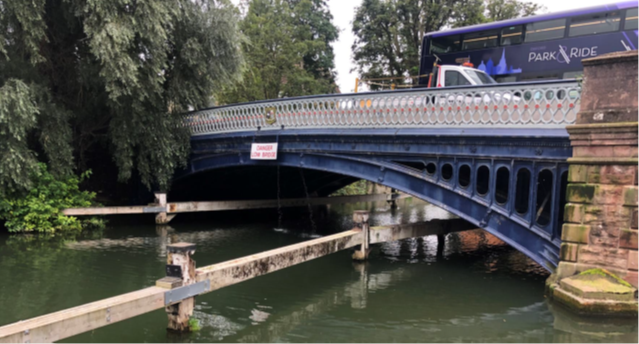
[352,210,370,261]
[162,242,196,332]
[155,193,176,224]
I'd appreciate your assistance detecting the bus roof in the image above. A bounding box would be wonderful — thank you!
[426,1,637,38]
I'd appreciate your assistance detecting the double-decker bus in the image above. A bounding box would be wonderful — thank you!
[418,1,638,85]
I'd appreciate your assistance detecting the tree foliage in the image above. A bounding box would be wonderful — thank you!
[351,0,545,83]
[485,0,544,21]
[0,0,244,194]
[216,0,338,104]
[0,163,103,233]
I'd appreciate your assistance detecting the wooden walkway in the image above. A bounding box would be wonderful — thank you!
[0,214,472,343]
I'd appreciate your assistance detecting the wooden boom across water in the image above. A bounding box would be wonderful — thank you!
[0,215,473,343]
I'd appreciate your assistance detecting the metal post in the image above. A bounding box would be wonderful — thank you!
[354,78,359,93]
[160,243,196,332]
[352,210,370,261]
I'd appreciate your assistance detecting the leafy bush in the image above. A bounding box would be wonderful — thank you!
[331,180,369,196]
[0,163,104,233]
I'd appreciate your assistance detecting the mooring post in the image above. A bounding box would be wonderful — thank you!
[154,192,176,225]
[156,242,196,332]
[352,210,370,261]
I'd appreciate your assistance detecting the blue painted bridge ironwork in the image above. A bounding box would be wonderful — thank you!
[178,80,581,271]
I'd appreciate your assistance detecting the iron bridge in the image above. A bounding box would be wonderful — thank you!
[176,80,581,271]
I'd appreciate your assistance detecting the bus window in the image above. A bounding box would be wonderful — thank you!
[445,71,471,86]
[525,18,566,42]
[465,70,496,84]
[462,30,499,50]
[431,35,461,54]
[625,8,638,30]
[570,11,621,37]
[501,26,523,46]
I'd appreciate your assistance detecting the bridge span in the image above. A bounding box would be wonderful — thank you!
[175,80,581,271]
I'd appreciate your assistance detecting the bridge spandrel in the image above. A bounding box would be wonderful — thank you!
[183,80,581,136]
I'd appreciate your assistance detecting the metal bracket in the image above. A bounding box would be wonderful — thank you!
[164,280,210,306]
[166,264,182,278]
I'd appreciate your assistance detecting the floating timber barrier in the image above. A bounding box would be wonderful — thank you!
[0,213,473,343]
[62,193,407,224]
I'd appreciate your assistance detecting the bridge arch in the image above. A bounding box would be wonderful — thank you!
[180,150,567,271]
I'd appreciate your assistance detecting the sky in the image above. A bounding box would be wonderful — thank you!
[327,0,628,93]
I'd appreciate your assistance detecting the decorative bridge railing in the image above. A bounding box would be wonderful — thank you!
[184,80,581,135]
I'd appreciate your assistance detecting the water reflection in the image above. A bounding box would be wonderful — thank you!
[0,198,636,343]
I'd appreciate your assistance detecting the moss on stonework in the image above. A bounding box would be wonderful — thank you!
[567,184,596,203]
[579,268,633,288]
[568,165,588,183]
[564,204,582,223]
[624,187,638,206]
[584,205,603,215]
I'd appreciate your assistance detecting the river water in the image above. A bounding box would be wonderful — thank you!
[0,198,636,343]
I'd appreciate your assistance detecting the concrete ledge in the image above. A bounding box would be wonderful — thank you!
[550,284,637,317]
[567,157,639,166]
[547,269,638,317]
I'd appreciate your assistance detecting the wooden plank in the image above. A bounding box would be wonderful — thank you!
[369,219,476,244]
[4,219,470,343]
[62,194,408,217]
[168,194,408,214]
[0,230,362,343]
[0,287,166,343]
[196,229,362,291]
[62,206,162,216]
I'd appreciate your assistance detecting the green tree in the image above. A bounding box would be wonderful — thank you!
[485,0,544,21]
[0,0,244,195]
[351,0,544,84]
[216,0,338,104]
[0,163,103,233]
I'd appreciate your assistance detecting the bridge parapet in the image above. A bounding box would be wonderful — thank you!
[184,81,580,135]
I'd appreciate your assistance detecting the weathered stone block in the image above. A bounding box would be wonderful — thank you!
[562,224,590,244]
[628,250,638,271]
[631,208,638,229]
[567,184,596,204]
[623,186,638,206]
[619,229,638,250]
[564,203,584,224]
[592,165,638,185]
[556,261,578,278]
[560,274,636,302]
[623,271,638,288]
[568,165,588,183]
[613,145,638,158]
[573,146,614,158]
[582,205,603,223]
[592,185,625,205]
[561,243,579,262]
[586,165,601,183]
[588,222,620,247]
[578,246,628,270]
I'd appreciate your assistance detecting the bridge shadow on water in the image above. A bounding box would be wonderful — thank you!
[0,198,636,343]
